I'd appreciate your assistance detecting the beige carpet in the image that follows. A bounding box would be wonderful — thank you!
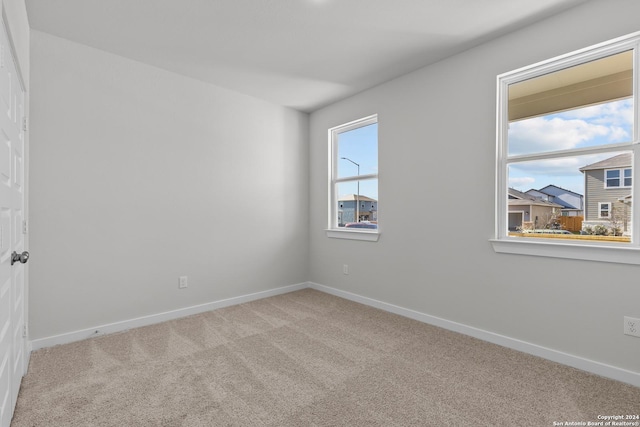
[11,289,640,426]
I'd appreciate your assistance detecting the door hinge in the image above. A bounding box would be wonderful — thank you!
[22,324,27,338]
[22,116,27,132]
[22,219,27,235]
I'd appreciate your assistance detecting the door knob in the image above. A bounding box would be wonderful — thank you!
[11,251,29,265]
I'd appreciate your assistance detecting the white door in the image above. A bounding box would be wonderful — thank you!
[0,16,27,427]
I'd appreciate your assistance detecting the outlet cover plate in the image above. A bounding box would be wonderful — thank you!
[179,276,188,289]
[624,316,640,337]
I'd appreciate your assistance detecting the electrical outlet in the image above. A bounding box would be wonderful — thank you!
[624,316,640,337]
[179,276,188,289]
[343,264,349,275]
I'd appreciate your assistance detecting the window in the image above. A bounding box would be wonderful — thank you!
[606,170,621,188]
[327,115,379,241]
[492,32,640,264]
[605,168,632,188]
[625,168,632,187]
[599,202,611,218]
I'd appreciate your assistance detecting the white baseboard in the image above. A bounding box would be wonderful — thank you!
[30,282,308,351]
[308,282,640,388]
[29,281,639,388]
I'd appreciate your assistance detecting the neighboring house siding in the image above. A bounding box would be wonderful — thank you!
[530,205,556,228]
[526,185,584,213]
[550,192,582,210]
[584,170,630,221]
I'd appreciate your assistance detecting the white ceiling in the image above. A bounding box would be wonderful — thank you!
[25,0,591,112]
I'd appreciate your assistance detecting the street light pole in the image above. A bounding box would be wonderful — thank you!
[341,157,360,223]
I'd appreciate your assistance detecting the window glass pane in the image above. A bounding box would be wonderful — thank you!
[508,51,634,157]
[337,123,378,179]
[508,99,633,156]
[507,151,631,242]
[335,179,378,228]
[606,169,621,187]
[624,168,632,186]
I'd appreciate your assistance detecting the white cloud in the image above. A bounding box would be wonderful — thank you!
[607,126,630,142]
[508,99,633,154]
[557,99,633,129]
[511,156,586,176]
[508,176,535,188]
[509,117,609,153]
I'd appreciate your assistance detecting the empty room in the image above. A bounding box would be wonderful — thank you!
[1,0,640,425]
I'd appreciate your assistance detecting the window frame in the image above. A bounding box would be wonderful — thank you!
[605,168,632,188]
[491,32,640,264]
[326,114,379,241]
[598,202,612,218]
[605,169,621,188]
[625,168,633,187]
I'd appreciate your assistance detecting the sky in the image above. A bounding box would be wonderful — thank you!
[507,98,633,195]
[337,122,378,200]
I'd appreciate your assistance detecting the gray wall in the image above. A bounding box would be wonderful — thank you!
[309,0,640,374]
[28,31,309,339]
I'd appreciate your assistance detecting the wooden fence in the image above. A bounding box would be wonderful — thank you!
[557,216,583,232]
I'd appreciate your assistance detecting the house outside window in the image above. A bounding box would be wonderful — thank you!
[525,185,584,218]
[580,153,632,235]
[492,32,640,264]
[327,115,379,241]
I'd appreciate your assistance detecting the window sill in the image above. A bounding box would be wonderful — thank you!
[490,238,640,265]
[326,229,380,242]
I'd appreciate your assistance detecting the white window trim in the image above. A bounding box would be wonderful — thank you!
[598,202,612,218]
[604,168,632,188]
[492,31,640,265]
[490,238,640,265]
[326,229,379,241]
[326,114,380,242]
